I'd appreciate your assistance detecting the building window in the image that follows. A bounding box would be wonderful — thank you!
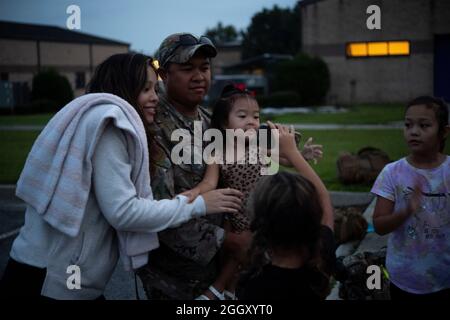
[1,72,8,81]
[75,72,86,89]
[346,41,410,57]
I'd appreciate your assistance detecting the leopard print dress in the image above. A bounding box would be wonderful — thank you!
[220,148,266,232]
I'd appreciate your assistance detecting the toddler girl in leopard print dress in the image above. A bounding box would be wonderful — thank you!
[182,84,323,300]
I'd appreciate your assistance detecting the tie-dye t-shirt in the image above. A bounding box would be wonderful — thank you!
[371,156,450,294]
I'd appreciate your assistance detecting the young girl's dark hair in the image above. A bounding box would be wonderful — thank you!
[247,171,331,297]
[406,95,449,151]
[210,83,257,135]
[251,171,323,254]
[86,53,157,123]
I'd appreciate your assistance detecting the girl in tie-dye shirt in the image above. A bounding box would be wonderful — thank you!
[371,96,450,299]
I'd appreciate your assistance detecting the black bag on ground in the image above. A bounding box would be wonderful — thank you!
[337,249,390,300]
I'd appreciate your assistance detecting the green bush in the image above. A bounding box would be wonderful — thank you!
[257,91,301,108]
[273,53,330,105]
[31,69,73,112]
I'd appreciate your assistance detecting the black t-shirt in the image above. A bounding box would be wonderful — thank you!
[240,226,336,300]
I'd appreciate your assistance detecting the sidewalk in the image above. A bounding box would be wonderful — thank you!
[0,125,45,131]
[291,123,403,130]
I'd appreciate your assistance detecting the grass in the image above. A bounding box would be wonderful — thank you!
[0,104,403,126]
[279,129,411,191]
[0,131,40,183]
[283,129,449,191]
[1,108,449,191]
[0,113,54,126]
[262,103,405,124]
[0,128,419,191]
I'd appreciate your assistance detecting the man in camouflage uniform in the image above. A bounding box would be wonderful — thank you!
[137,33,248,300]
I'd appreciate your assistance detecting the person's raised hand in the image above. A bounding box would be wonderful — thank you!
[406,184,422,217]
[267,121,298,160]
[301,137,323,164]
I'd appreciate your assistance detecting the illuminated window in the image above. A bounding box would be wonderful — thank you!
[346,41,410,57]
[368,42,388,56]
[347,43,367,57]
[388,41,410,55]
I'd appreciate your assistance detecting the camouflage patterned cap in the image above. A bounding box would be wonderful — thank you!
[156,33,217,68]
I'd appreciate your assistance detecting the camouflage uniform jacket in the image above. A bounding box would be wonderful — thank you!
[138,92,225,299]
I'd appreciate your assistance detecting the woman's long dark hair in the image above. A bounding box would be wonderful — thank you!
[86,53,157,125]
[251,171,323,254]
[86,53,163,178]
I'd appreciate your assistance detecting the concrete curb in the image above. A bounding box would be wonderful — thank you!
[329,191,374,207]
[0,125,44,131]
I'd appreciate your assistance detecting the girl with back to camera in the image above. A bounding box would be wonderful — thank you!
[371,96,450,300]
[240,171,337,300]
[183,84,333,300]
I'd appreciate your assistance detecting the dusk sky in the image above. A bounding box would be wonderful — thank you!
[0,0,299,54]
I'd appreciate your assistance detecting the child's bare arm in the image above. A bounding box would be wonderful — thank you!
[287,152,334,230]
[268,121,334,230]
[181,163,220,202]
[197,162,220,192]
[373,197,401,235]
[373,187,420,235]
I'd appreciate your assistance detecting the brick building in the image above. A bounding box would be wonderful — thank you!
[212,40,242,76]
[0,21,129,107]
[300,0,450,104]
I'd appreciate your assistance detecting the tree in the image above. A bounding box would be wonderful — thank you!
[205,22,239,45]
[241,4,301,59]
[31,69,73,112]
[273,53,330,105]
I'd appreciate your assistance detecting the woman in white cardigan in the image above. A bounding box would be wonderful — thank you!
[0,53,242,300]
